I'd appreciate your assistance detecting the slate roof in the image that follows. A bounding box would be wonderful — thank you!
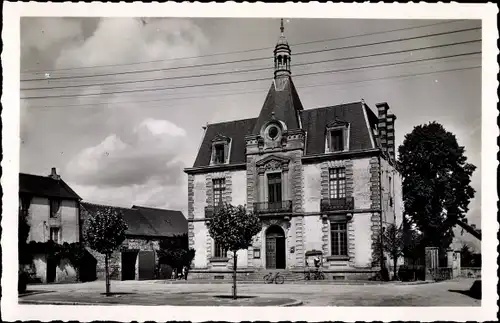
[193,117,257,167]
[19,173,81,200]
[251,78,304,134]
[301,102,375,155]
[80,202,187,238]
[192,100,377,168]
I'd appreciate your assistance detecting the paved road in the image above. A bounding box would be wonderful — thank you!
[19,278,480,306]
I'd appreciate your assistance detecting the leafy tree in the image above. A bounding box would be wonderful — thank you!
[382,224,404,280]
[207,203,261,299]
[158,234,196,275]
[83,206,128,295]
[398,122,476,251]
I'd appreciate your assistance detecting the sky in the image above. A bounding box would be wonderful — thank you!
[19,17,482,227]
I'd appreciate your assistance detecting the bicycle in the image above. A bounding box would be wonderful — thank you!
[304,267,325,280]
[263,272,285,284]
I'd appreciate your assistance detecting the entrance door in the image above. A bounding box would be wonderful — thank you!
[121,251,138,281]
[46,257,57,283]
[265,225,286,269]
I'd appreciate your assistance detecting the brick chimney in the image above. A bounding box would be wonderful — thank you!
[386,113,397,161]
[376,102,397,161]
[49,167,60,180]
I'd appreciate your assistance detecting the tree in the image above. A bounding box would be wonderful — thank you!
[207,203,261,299]
[398,122,476,250]
[19,208,31,265]
[83,206,128,295]
[158,234,196,276]
[383,224,404,280]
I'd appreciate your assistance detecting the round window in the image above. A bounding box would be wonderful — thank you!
[268,126,279,140]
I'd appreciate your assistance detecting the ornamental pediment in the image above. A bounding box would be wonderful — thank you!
[256,154,291,167]
[212,133,231,143]
[326,118,349,129]
[256,155,291,173]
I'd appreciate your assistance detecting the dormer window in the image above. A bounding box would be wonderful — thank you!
[325,118,350,153]
[211,134,231,165]
[330,129,344,152]
[214,144,225,164]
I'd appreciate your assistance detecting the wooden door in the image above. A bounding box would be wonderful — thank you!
[138,250,156,280]
[266,238,277,269]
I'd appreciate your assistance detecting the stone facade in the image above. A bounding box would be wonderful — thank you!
[184,25,402,278]
[187,153,400,272]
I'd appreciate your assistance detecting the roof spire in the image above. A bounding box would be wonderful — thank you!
[274,18,291,79]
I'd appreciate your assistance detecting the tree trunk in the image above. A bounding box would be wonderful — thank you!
[105,253,110,296]
[232,251,238,300]
[393,255,397,281]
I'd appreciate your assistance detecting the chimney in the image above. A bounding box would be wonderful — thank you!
[386,113,397,161]
[376,102,389,157]
[49,167,60,180]
[376,102,397,161]
[471,224,476,230]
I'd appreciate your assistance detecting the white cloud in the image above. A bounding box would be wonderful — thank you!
[55,17,208,68]
[136,118,187,137]
[66,118,187,188]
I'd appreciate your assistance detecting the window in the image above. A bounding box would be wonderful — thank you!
[50,227,60,243]
[389,176,393,207]
[330,129,344,152]
[268,126,279,140]
[214,144,225,164]
[267,173,282,205]
[214,241,227,258]
[330,223,348,256]
[213,178,225,206]
[50,199,61,218]
[329,168,346,199]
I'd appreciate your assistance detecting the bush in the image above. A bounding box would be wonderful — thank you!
[379,267,390,281]
[398,265,411,282]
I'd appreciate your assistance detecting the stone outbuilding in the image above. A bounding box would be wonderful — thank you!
[80,203,187,281]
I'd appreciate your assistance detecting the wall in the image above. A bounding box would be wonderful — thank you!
[352,212,374,267]
[192,221,208,268]
[352,158,372,209]
[61,199,79,243]
[27,197,50,242]
[27,197,79,243]
[188,170,247,269]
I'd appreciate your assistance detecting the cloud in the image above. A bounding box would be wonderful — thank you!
[55,17,208,68]
[66,118,187,188]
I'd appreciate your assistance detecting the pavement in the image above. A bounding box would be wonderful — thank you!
[19,278,480,306]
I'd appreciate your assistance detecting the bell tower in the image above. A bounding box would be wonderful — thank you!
[274,18,291,78]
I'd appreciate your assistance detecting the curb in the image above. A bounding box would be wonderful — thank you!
[282,299,303,307]
[19,298,303,307]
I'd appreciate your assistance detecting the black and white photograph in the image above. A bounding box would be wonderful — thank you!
[1,2,498,322]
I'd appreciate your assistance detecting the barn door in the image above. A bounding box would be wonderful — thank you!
[138,250,156,280]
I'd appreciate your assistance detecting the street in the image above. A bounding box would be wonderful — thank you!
[19,278,480,306]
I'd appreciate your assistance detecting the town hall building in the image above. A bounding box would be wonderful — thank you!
[184,20,403,279]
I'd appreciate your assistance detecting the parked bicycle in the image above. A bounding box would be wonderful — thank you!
[263,272,285,284]
[304,267,325,280]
